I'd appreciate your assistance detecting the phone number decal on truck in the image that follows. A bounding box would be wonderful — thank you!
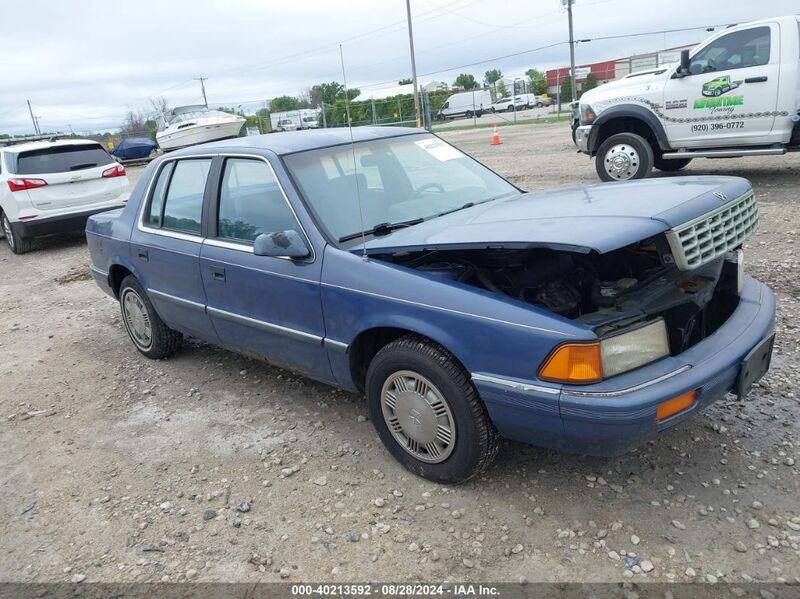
[691,121,745,132]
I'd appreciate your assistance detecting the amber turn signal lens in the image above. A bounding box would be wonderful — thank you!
[539,342,603,384]
[655,390,697,421]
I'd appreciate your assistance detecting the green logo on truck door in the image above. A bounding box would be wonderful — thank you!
[701,75,743,97]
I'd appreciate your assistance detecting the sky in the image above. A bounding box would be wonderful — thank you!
[1,0,797,135]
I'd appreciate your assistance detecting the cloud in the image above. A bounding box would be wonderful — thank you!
[1,0,795,134]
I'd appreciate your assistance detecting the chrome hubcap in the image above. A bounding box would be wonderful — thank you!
[604,144,640,180]
[122,289,152,350]
[381,370,455,464]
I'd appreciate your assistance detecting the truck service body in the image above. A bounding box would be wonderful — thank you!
[574,16,800,181]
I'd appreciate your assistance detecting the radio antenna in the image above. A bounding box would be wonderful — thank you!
[339,43,368,262]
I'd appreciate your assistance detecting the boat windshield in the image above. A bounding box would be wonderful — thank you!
[168,110,232,125]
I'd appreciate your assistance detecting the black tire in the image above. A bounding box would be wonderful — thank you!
[595,132,654,182]
[118,275,183,359]
[365,335,501,484]
[506,106,515,113]
[654,155,692,172]
[536,102,543,108]
[465,110,473,118]
[1,211,33,254]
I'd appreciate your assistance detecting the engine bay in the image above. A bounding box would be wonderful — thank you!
[379,237,740,355]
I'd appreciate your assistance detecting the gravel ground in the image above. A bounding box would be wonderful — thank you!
[1,122,798,585]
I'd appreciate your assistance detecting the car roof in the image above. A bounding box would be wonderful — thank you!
[168,126,426,157]
[2,138,101,154]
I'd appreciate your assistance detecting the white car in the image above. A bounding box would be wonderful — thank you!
[491,95,527,113]
[0,139,129,254]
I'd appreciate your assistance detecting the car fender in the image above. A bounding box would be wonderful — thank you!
[321,247,591,389]
[591,104,670,152]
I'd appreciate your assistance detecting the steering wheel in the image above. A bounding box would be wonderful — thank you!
[413,182,445,197]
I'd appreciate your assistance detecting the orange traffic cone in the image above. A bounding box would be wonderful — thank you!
[491,125,501,146]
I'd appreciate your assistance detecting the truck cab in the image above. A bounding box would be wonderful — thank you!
[575,15,800,181]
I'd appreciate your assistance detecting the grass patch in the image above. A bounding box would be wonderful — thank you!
[55,266,92,284]
[432,115,571,133]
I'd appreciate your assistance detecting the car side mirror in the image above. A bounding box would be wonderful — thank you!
[253,230,310,259]
[677,49,691,77]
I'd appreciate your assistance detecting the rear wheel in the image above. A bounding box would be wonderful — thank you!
[654,155,692,172]
[1,212,33,254]
[366,335,501,484]
[119,275,183,359]
[596,132,654,182]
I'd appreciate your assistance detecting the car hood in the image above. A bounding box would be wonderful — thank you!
[580,68,672,104]
[361,176,752,255]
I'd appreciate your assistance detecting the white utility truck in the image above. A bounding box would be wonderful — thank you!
[574,15,800,181]
[270,109,320,132]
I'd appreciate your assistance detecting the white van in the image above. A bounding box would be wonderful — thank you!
[437,90,493,120]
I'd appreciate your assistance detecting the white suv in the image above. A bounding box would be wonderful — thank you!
[0,139,129,254]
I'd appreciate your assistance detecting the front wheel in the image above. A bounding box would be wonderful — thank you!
[595,132,654,182]
[654,155,692,172]
[366,336,501,484]
[2,212,33,254]
[119,275,183,359]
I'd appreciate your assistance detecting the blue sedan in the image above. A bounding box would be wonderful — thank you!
[86,127,775,483]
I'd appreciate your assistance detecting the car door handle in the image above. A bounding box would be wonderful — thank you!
[137,249,148,262]
[210,266,226,281]
[744,76,768,83]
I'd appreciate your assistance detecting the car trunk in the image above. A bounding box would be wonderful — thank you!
[15,144,123,210]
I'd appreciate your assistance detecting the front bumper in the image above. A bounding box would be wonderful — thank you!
[473,276,775,456]
[575,124,594,154]
[10,205,127,239]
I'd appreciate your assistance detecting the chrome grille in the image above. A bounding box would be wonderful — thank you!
[666,192,758,271]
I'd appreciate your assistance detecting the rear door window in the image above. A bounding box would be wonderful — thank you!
[146,162,175,227]
[16,144,114,174]
[159,159,211,235]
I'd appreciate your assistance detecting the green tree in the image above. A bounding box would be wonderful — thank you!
[484,68,503,93]
[398,78,412,85]
[525,68,548,95]
[453,73,479,90]
[581,73,598,94]
[310,82,360,106]
[269,95,307,112]
[559,76,574,105]
[496,81,508,98]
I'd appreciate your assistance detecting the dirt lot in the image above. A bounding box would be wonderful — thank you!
[1,123,798,585]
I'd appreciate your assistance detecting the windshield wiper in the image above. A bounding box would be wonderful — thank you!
[436,195,508,218]
[338,218,424,243]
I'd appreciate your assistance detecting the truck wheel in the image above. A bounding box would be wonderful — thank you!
[654,155,692,172]
[596,132,654,182]
[365,335,501,484]
[2,212,33,255]
[119,275,183,359]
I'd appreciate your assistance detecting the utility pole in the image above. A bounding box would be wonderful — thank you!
[405,0,421,128]
[27,99,40,135]
[566,0,577,103]
[194,76,209,108]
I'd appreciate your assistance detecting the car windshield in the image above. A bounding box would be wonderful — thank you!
[283,133,519,245]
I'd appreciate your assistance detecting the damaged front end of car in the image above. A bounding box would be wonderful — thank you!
[374,189,758,384]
